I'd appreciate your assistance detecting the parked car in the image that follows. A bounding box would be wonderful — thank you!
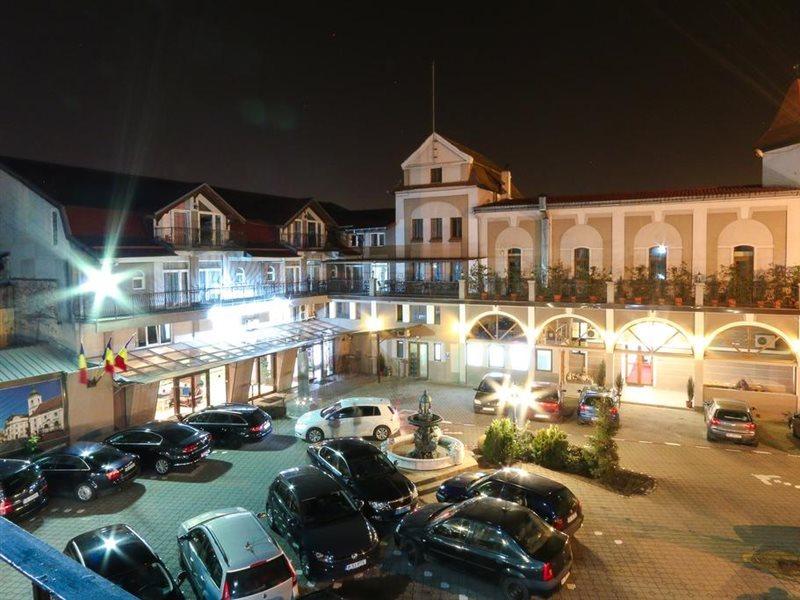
[64,524,185,599]
[178,507,298,600]
[0,458,48,520]
[576,386,619,425]
[307,438,418,520]
[294,397,400,443]
[704,398,757,445]
[183,404,272,448]
[34,442,139,502]
[104,421,211,475]
[435,467,583,536]
[395,496,573,600]
[472,372,512,414]
[265,465,379,581]
[789,412,800,439]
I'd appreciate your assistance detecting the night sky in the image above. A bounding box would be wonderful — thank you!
[1,1,800,209]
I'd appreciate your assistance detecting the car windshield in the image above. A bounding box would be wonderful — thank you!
[226,556,292,598]
[320,403,342,418]
[246,409,269,425]
[83,447,123,468]
[549,489,577,516]
[535,391,560,404]
[161,425,198,444]
[111,562,175,599]
[478,378,503,393]
[300,490,357,525]
[348,453,395,480]
[716,409,751,422]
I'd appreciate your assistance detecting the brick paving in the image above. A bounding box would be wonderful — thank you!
[2,375,800,599]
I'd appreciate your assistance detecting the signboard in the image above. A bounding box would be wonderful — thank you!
[0,378,66,456]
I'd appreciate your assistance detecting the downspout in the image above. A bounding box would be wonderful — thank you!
[538,194,549,273]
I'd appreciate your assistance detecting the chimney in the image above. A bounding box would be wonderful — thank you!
[501,169,512,199]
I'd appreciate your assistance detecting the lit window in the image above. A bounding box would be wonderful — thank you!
[131,270,145,291]
[467,344,483,367]
[574,247,590,276]
[397,340,405,358]
[509,344,530,371]
[488,344,505,368]
[433,342,443,361]
[648,246,667,280]
[234,267,246,286]
[266,265,276,282]
[536,349,552,372]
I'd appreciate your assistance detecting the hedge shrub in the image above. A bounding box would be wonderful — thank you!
[481,418,519,465]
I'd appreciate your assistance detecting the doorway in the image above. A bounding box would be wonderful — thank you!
[209,366,227,405]
[408,342,428,378]
[625,353,653,386]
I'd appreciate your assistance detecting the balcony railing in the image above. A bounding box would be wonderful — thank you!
[154,227,239,248]
[281,232,327,249]
[72,280,328,320]
[377,279,459,298]
[326,279,369,294]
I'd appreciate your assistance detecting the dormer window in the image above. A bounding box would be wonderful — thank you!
[430,167,442,183]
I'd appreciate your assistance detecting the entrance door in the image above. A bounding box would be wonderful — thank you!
[209,366,227,405]
[199,214,214,245]
[625,353,653,386]
[409,342,429,379]
[164,270,188,307]
[372,263,389,283]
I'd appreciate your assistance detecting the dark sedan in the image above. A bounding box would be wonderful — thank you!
[105,422,211,475]
[436,468,583,536]
[395,497,572,600]
[34,442,139,502]
[182,404,272,448]
[265,465,379,582]
[0,458,48,520]
[63,524,185,599]
[307,438,417,520]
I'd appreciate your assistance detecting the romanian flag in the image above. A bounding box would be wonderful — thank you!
[104,339,115,373]
[115,334,133,372]
[78,343,89,385]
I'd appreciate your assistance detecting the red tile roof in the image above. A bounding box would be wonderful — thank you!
[756,79,800,152]
[30,396,63,417]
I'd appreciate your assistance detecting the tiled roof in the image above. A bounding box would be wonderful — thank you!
[30,396,64,417]
[756,79,800,152]
[0,344,96,384]
[321,203,394,229]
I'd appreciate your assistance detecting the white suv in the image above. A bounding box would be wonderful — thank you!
[294,397,401,443]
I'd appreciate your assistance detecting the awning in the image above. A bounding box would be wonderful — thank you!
[118,319,356,384]
[327,257,484,263]
[0,344,98,385]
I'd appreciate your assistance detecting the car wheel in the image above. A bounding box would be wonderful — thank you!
[400,538,424,566]
[374,425,391,441]
[154,458,171,475]
[501,577,529,600]
[706,431,715,442]
[227,435,243,449]
[75,483,95,502]
[306,428,324,443]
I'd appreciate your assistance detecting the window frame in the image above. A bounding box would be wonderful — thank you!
[131,270,146,291]
[430,218,443,241]
[535,349,553,372]
[411,219,424,242]
[430,167,443,183]
[450,217,463,241]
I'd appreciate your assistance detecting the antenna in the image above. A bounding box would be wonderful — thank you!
[431,60,436,135]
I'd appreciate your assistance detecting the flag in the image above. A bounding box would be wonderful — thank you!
[78,343,88,385]
[115,334,133,371]
[104,339,115,373]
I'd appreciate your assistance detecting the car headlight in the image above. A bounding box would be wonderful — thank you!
[313,551,335,564]
[369,500,391,512]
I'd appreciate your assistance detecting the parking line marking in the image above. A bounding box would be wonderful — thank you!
[441,582,450,589]
[725,448,742,453]
[76,509,85,514]
[594,531,603,536]
[695,445,711,449]
[752,450,771,455]
[613,437,626,442]
[614,539,623,544]
[664,442,680,446]
[638,440,653,444]
[424,570,433,577]
[459,595,469,600]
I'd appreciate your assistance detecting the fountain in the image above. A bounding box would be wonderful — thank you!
[383,390,465,471]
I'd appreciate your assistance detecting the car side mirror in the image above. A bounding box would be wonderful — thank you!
[175,572,187,587]
[256,511,267,519]
[177,534,189,543]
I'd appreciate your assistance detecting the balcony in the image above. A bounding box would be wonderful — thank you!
[72,280,328,320]
[280,232,327,250]
[326,278,459,298]
[154,226,240,248]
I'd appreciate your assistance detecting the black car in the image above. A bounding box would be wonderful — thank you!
[182,404,272,448]
[63,524,185,599]
[265,465,379,582]
[436,468,583,536]
[104,421,211,475]
[0,458,48,520]
[34,442,139,502]
[307,438,417,520]
[395,497,573,600]
[789,412,800,439]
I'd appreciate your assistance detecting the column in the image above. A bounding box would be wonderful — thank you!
[458,303,467,384]
[693,311,705,408]
[611,212,625,278]
[692,207,708,275]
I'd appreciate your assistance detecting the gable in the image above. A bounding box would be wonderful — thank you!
[401,133,473,168]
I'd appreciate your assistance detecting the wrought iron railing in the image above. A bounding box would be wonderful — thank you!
[376,279,459,298]
[154,226,240,248]
[280,232,327,249]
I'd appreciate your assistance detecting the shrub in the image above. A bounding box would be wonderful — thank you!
[482,418,519,465]
[587,394,620,482]
[520,426,570,469]
[596,360,606,388]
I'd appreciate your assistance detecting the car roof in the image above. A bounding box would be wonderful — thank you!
[127,420,189,433]
[279,465,341,500]
[711,398,749,410]
[56,442,108,456]
[489,468,566,494]
[200,404,259,414]
[0,458,31,477]
[67,524,158,574]
[204,510,280,570]
[338,397,389,407]
[454,496,534,531]
[481,372,507,380]
[318,437,379,457]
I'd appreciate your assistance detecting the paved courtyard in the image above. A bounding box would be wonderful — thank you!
[2,375,800,599]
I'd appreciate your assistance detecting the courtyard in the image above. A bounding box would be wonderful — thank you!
[2,375,800,599]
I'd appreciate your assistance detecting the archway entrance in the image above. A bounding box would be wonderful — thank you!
[466,313,528,382]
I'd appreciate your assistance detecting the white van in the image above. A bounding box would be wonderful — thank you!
[294,397,401,443]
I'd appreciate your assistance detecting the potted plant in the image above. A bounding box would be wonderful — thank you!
[548,262,568,302]
[767,264,791,309]
[588,266,609,303]
[628,265,650,304]
[667,263,692,306]
[596,359,607,388]
[614,372,624,401]
[469,262,489,300]
[507,268,522,301]
[686,376,694,409]
[720,264,740,307]
[754,271,767,308]
[615,276,627,303]
[705,273,720,306]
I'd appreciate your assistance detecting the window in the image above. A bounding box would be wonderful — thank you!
[137,323,172,347]
[431,261,444,282]
[429,305,441,325]
[507,248,522,284]
[734,245,755,281]
[450,217,462,240]
[430,218,443,241]
[353,302,362,319]
[467,344,483,367]
[536,349,553,372]
[411,219,423,241]
[648,246,667,280]
[131,270,145,291]
[51,211,58,246]
[430,167,442,183]
[396,304,404,321]
[412,262,425,281]
[266,265,276,282]
[334,302,349,319]
[249,355,274,397]
[433,342,443,361]
[509,344,530,371]
[488,344,505,368]
[396,340,405,358]
[574,247,590,277]
[411,305,427,322]
[471,523,510,554]
[451,261,463,281]
[370,232,385,247]
[432,518,471,543]
[234,267,246,286]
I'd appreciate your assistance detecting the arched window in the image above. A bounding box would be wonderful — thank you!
[648,245,667,280]
[468,314,526,343]
[266,265,276,282]
[234,267,246,286]
[507,248,522,284]
[131,270,145,291]
[573,247,590,277]
[733,245,754,281]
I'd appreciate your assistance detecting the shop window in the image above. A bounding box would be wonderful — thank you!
[450,217,462,240]
[131,270,145,291]
[467,344,483,367]
[250,355,275,397]
[488,344,505,368]
[433,342,443,361]
[509,344,530,371]
[397,340,405,358]
[536,349,553,372]
[137,323,172,347]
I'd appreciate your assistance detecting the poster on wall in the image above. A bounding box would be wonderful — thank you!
[0,378,67,456]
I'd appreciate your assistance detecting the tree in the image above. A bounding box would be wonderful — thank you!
[596,360,607,388]
[587,395,619,482]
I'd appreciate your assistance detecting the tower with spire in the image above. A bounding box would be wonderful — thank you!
[756,78,800,187]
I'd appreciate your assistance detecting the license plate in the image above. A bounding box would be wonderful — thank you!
[395,505,411,515]
[23,492,39,505]
[727,433,742,439]
[567,512,577,523]
[124,462,135,471]
[561,572,570,586]
[345,559,366,571]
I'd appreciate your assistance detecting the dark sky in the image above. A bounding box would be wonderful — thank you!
[1,1,800,209]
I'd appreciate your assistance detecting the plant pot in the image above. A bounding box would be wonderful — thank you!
[536,295,544,302]
[727,298,736,307]
[756,300,765,308]
[553,294,562,302]
[774,300,782,309]
[674,297,683,306]
[589,295,598,303]
[570,295,577,303]
[480,292,489,300]
[509,293,519,301]
[710,299,719,307]
[634,296,643,304]
[685,399,693,408]
[657,297,666,305]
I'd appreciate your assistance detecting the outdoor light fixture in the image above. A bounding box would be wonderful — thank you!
[366,315,382,331]
[78,258,127,307]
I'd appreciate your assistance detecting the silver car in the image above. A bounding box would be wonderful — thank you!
[178,507,297,599]
[704,398,757,446]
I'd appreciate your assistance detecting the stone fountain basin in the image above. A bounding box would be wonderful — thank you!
[382,433,465,471]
